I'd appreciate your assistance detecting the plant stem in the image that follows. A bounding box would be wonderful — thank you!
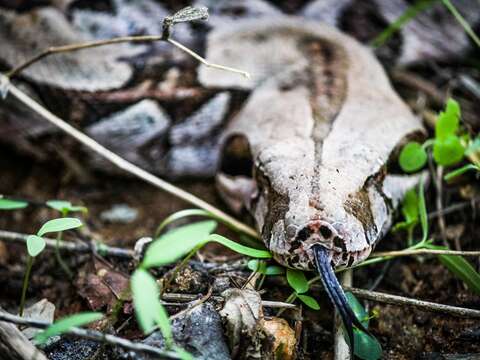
[19,255,34,316]
[55,231,73,278]
[162,245,201,293]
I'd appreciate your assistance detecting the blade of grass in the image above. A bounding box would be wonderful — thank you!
[442,0,480,47]
[371,0,439,47]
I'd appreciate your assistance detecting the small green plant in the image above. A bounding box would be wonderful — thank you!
[285,268,320,310]
[399,99,480,181]
[46,200,87,278]
[399,99,463,170]
[35,312,103,344]
[19,218,82,316]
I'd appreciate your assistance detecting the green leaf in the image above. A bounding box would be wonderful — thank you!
[444,164,480,181]
[155,209,214,237]
[143,222,271,269]
[345,293,382,360]
[37,218,83,237]
[435,99,461,141]
[439,255,480,295]
[35,312,103,344]
[0,198,28,210]
[131,269,173,342]
[286,268,309,294]
[26,235,46,257]
[142,221,217,268]
[247,259,284,275]
[399,142,428,172]
[433,135,464,166]
[425,244,480,295]
[402,189,419,224]
[207,234,272,259]
[46,200,87,214]
[297,294,320,310]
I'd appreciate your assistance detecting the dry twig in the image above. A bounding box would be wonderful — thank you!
[345,287,480,318]
[0,78,258,239]
[0,311,182,359]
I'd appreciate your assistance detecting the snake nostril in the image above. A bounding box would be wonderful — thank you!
[319,225,332,239]
[297,227,311,241]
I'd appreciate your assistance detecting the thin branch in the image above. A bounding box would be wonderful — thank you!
[428,197,480,219]
[166,38,250,78]
[161,292,296,309]
[0,311,182,359]
[371,248,480,258]
[0,229,134,258]
[345,287,480,318]
[5,6,249,81]
[1,77,258,239]
[5,35,163,79]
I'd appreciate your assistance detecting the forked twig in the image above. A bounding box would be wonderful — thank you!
[4,6,249,80]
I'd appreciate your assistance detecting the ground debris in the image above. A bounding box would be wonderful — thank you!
[118,303,230,360]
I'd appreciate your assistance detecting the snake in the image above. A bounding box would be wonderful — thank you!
[198,17,424,353]
[1,0,479,354]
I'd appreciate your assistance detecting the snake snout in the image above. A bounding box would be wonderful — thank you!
[296,220,346,253]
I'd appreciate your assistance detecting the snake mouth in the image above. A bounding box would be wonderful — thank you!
[312,244,372,357]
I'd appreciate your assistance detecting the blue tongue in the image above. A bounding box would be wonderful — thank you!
[313,245,371,358]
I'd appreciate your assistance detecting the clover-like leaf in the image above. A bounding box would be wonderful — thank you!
[435,99,461,141]
[399,142,427,172]
[26,235,46,257]
[433,135,464,166]
[37,218,83,237]
[286,268,309,294]
[297,294,320,310]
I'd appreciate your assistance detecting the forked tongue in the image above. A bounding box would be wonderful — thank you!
[313,245,371,358]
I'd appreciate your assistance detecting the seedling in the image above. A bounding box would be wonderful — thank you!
[399,99,480,182]
[19,218,82,316]
[46,200,88,278]
[285,268,320,310]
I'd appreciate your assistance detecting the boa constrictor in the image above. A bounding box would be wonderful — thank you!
[199,17,424,352]
[1,0,479,352]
